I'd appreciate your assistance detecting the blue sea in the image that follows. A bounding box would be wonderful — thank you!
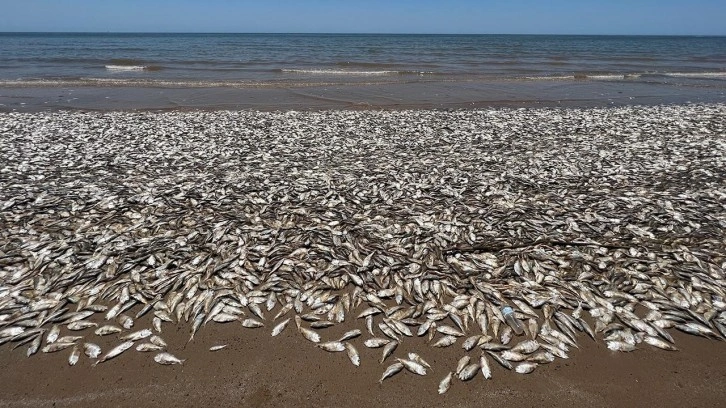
[1,33,725,110]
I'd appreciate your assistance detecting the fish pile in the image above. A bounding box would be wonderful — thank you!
[1,105,725,392]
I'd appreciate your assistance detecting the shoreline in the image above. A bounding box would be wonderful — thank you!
[1,78,725,112]
[1,105,725,407]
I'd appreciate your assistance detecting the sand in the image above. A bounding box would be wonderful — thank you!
[1,316,725,408]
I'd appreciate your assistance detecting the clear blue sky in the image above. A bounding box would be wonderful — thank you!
[1,0,725,35]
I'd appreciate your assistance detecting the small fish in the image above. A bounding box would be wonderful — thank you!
[338,329,362,342]
[95,325,122,336]
[42,342,75,353]
[438,372,453,394]
[150,335,167,347]
[455,356,471,375]
[379,362,404,383]
[515,362,538,374]
[487,351,513,370]
[398,358,427,376]
[511,339,540,354]
[607,341,637,352]
[271,318,290,336]
[212,313,240,323]
[0,327,24,338]
[67,321,98,331]
[83,343,101,359]
[458,363,480,381]
[118,315,134,329]
[462,335,482,351]
[241,318,264,328]
[364,338,390,348]
[380,340,398,363]
[56,335,83,344]
[68,346,80,366]
[317,341,346,352]
[136,343,165,352]
[432,335,457,348]
[345,343,360,366]
[643,336,678,351]
[299,327,320,343]
[154,352,184,365]
[152,317,163,333]
[46,325,60,343]
[407,352,431,370]
[501,350,528,362]
[27,335,42,357]
[120,329,152,341]
[209,345,228,352]
[480,353,492,379]
[95,341,134,365]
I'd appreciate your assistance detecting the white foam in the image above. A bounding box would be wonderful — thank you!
[105,65,147,71]
[663,72,726,79]
[281,68,398,76]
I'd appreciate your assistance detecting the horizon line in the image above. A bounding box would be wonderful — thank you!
[1,31,725,37]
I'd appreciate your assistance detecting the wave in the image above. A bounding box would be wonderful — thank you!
[105,65,163,72]
[662,72,726,79]
[280,68,436,76]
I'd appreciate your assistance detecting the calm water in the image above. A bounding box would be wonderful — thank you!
[1,33,725,87]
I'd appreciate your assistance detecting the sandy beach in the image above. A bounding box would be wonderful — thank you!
[1,105,725,407]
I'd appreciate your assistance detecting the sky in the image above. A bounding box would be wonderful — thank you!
[1,0,725,35]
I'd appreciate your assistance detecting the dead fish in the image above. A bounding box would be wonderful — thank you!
[120,329,152,341]
[56,335,83,344]
[118,315,134,329]
[95,341,134,365]
[154,352,184,365]
[46,325,60,343]
[317,341,346,352]
[380,340,399,363]
[515,362,538,374]
[511,339,540,354]
[432,335,457,348]
[241,318,264,328]
[462,335,482,351]
[345,343,360,366]
[67,321,97,331]
[150,335,167,348]
[364,338,390,348]
[212,313,240,323]
[339,329,362,342]
[299,327,320,343]
[480,353,492,379]
[83,343,101,359]
[95,325,122,336]
[271,318,290,336]
[643,336,678,351]
[398,358,427,376]
[407,352,431,370]
[0,327,24,338]
[455,355,471,375]
[379,362,404,383]
[310,321,335,329]
[487,351,513,370]
[209,345,228,352]
[136,343,165,352]
[438,372,453,394]
[501,350,528,362]
[528,351,555,364]
[27,335,42,357]
[458,363,480,381]
[68,346,80,366]
[607,341,637,352]
[42,342,75,353]
[437,325,465,337]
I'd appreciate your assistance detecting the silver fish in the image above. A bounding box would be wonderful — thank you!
[379,362,404,383]
[154,352,184,365]
[95,341,134,365]
[438,372,453,394]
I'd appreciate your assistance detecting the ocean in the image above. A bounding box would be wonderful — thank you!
[1,33,725,110]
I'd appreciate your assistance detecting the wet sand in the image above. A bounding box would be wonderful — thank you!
[2,78,725,112]
[1,314,724,408]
